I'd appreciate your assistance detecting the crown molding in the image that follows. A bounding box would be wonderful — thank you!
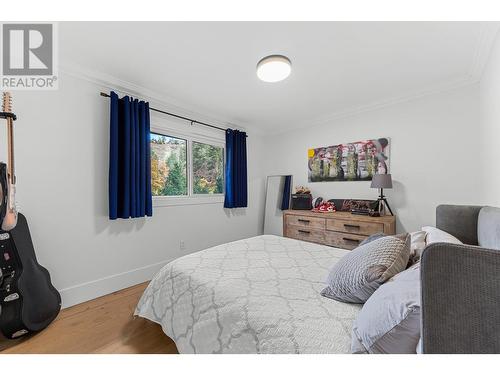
[270,74,478,136]
[59,61,258,135]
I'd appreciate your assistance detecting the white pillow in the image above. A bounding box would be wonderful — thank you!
[410,230,427,260]
[422,226,463,246]
[351,263,421,353]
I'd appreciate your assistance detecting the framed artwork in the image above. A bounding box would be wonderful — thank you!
[307,138,390,182]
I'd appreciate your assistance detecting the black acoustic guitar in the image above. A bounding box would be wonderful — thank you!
[0,92,61,339]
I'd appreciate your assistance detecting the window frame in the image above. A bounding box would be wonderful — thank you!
[150,123,225,207]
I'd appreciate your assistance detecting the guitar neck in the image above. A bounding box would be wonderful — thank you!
[6,116,15,185]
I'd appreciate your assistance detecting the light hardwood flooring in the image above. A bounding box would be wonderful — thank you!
[0,282,178,354]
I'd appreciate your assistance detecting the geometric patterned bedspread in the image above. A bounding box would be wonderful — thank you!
[135,235,361,353]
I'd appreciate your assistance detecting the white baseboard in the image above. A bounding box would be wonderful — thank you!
[59,260,170,308]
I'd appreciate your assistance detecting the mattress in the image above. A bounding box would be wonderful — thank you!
[135,235,361,353]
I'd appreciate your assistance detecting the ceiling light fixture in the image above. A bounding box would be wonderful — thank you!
[256,55,291,83]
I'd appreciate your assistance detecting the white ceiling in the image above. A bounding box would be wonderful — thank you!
[60,22,496,134]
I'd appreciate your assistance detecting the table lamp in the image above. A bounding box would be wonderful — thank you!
[370,174,393,216]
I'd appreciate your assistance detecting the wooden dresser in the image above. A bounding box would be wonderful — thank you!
[283,210,396,250]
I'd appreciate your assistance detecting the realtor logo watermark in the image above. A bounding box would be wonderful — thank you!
[1,23,58,90]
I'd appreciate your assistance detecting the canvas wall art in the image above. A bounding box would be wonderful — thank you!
[308,138,390,182]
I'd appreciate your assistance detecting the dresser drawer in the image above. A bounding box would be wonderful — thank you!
[325,231,366,250]
[286,215,326,230]
[287,225,325,244]
[326,218,383,236]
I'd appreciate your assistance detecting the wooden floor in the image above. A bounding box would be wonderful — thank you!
[0,282,178,354]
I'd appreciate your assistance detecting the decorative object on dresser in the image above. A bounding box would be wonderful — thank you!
[283,210,396,250]
[370,173,394,216]
[338,198,378,215]
[290,186,313,210]
[312,200,336,213]
[291,194,312,210]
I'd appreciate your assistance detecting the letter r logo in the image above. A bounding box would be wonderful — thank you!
[2,24,53,75]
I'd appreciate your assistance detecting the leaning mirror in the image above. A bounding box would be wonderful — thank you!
[263,175,293,236]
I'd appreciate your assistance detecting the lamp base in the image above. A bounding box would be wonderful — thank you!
[376,196,394,216]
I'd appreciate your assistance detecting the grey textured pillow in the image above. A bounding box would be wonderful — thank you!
[351,263,421,354]
[321,233,410,303]
[358,232,386,247]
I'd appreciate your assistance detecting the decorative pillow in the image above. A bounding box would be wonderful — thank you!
[478,206,500,250]
[422,226,462,246]
[358,232,386,247]
[409,230,427,264]
[321,233,410,303]
[351,263,421,354]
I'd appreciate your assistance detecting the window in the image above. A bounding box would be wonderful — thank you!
[192,141,224,195]
[151,133,187,196]
[150,130,224,203]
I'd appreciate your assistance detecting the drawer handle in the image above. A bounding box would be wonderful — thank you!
[298,219,310,223]
[298,230,311,235]
[342,237,360,243]
[344,224,361,229]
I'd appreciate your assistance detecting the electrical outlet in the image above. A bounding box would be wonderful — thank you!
[180,240,186,251]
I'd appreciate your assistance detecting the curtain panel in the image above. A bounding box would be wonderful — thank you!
[109,91,153,219]
[224,129,248,208]
[280,175,292,210]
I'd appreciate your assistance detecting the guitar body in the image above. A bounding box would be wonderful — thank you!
[1,180,17,231]
[0,163,7,225]
[0,213,61,339]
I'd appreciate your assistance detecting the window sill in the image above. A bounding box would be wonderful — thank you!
[153,195,224,207]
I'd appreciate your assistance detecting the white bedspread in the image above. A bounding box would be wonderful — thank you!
[135,235,361,353]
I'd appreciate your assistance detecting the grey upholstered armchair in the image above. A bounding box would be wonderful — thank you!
[420,205,500,354]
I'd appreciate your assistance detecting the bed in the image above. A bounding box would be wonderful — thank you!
[135,235,361,354]
[135,205,500,354]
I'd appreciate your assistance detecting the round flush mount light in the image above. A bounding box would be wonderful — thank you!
[256,55,291,82]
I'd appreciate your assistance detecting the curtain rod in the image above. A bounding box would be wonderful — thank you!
[100,92,227,133]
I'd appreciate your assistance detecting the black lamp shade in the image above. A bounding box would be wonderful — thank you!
[370,174,393,189]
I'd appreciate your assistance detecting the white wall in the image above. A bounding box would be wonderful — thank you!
[8,71,265,307]
[480,31,500,207]
[263,85,481,233]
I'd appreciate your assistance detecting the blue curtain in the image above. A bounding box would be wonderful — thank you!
[280,175,292,210]
[224,129,247,208]
[109,91,152,219]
